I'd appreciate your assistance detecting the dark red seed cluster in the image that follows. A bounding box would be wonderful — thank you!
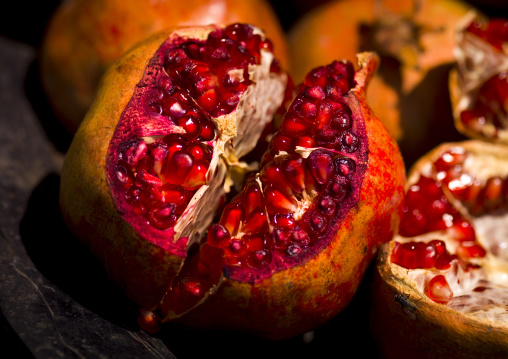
[112,23,276,231]
[461,19,508,139]
[391,240,455,270]
[205,61,362,277]
[162,23,274,117]
[115,134,213,230]
[395,147,490,275]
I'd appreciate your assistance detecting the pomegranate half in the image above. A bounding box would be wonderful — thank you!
[449,12,508,145]
[371,140,508,358]
[60,23,287,319]
[40,0,289,134]
[60,24,405,339]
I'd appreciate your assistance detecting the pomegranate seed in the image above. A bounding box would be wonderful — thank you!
[273,214,296,228]
[137,309,161,334]
[181,278,201,296]
[242,182,264,216]
[165,150,194,185]
[182,159,209,189]
[291,227,310,246]
[457,242,486,259]
[242,208,269,235]
[207,224,231,248]
[281,158,306,193]
[220,201,245,236]
[279,115,313,138]
[264,185,298,215]
[308,151,333,185]
[425,275,453,304]
[317,195,336,217]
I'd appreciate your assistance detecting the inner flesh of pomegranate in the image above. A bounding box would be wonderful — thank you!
[160,60,370,318]
[456,18,508,140]
[106,23,280,257]
[391,144,508,319]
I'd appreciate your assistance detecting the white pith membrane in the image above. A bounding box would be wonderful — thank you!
[392,141,508,322]
[451,11,508,143]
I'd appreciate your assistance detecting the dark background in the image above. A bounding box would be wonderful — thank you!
[1,1,507,358]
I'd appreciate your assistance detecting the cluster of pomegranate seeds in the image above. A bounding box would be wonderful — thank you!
[115,134,213,229]
[162,23,274,117]
[392,146,498,304]
[460,18,508,139]
[110,23,275,232]
[201,60,365,281]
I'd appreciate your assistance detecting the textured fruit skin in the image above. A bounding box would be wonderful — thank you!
[40,0,289,133]
[175,53,406,340]
[288,0,474,163]
[371,241,508,359]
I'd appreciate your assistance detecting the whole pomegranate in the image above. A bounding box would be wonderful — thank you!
[371,140,508,358]
[60,23,405,339]
[449,12,508,144]
[288,0,474,166]
[40,0,289,134]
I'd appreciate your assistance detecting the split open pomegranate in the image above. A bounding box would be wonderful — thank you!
[449,12,508,145]
[60,23,405,340]
[371,140,508,358]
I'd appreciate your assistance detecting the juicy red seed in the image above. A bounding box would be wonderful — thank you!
[199,121,216,141]
[339,131,359,152]
[118,138,147,167]
[137,309,161,334]
[291,136,315,149]
[272,227,291,248]
[181,159,209,189]
[305,86,325,100]
[260,165,294,196]
[182,278,201,296]
[433,148,467,174]
[317,196,336,217]
[242,182,264,216]
[281,158,306,193]
[334,157,356,176]
[308,151,333,185]
[165,150,194,185]
[291,227,310,246]
[207,224,231,248]
[331,112,351,130]
[426,275,453,304]
[279,116,313,138]
[264,185,298,215]
[307,213,327,234]
[287,243,304,256]
[242,208,269,235]
[328,175,349,202]
[247,249,271,269]
[457,242,487,259]
[273,214,296,228]
[148,203,177,230]
[295,101,317,119]
[220,201,245,236]
[270,133,291,153]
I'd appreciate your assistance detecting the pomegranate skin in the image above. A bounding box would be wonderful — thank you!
[174,53,406,340]
[59,25,286,312]
[370,140,508,359]
[40,0,289,134]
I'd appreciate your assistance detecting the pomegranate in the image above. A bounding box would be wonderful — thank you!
[155,52,404,339]
[370,140,508,358]
[40,0,289,134]
[287,0,475,165]
[449,12,508,144]
[60,23,287,321]
[60,24,405,339]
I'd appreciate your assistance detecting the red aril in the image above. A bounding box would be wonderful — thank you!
[371,140,508,358]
